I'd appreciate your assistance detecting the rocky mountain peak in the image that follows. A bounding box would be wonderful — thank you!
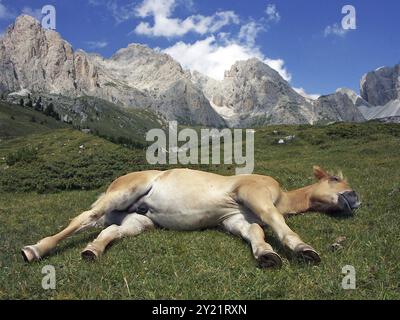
[224,58,278,80]
[313,89,366,123]
[335,88,371,107]
[13,14,40,28]
[112,43,161,61]
[360,64,400,106]
[1,14,387,127]
[0,15,225,127]
[108,43,185,76]
[358,64,400,121]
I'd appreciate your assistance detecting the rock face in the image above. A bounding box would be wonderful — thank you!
[360,65,400,106]
[192,59,315,127]
[0,15,225,127]
[358,99,400,120]
[312,88,366,123]
[358,65,400,121]
[192,59,364,126]
[0,15,371,128]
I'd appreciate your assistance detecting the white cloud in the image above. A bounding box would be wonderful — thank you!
[324,23,349,37]
[106,0,136,24]
[293,87,320,100]
[88,0,137,24]
[86,0,291,86]
[265,58,291,82]
[85,41,109,49]
[265,4,280,23]
[163,35,291,82]
[135,0,175,18]
[21,7,43,21]
[134,0,239,37]
[0,1,14,20]
[238,21,265,47]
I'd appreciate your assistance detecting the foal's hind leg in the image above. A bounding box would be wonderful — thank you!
[21,191,133,262]
[81,213,154,261]
[222,214,282,268]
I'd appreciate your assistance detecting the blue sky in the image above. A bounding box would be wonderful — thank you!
[0,0,399,97]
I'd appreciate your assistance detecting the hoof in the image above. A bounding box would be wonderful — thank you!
[21,246,40,263]
[81,245,100,261]
[295,244,321,264]
[257,251,283,269]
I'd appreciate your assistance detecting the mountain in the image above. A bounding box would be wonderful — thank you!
[191,59,364,126]
[361,65,400,106]
[0,15,225,127]
[312,88,367,123]
[0,15,371,128]
[358,64,400,121]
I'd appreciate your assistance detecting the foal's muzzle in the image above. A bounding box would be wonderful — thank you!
[338,191,361,216]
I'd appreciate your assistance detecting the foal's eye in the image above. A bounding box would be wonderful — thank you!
[329,176,340,182]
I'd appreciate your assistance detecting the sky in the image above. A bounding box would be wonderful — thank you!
[0,0,399,98]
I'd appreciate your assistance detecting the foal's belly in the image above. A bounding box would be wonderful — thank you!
[138,170,240,230]
[145,210,233,230]
[142,196,240,230]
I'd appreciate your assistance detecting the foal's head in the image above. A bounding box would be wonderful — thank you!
[309,166,361,216]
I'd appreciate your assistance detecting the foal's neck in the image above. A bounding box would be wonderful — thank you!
[276,184,316,215]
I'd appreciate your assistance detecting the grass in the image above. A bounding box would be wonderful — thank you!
[1,97,163,146]
[0,118,399,299]
[0,101,68,139]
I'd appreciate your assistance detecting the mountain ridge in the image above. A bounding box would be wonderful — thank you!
[358,64,400,121]
[0,15,397,127]
[0,15,225,127]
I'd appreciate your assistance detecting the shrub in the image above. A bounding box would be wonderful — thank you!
[5,147,39,166]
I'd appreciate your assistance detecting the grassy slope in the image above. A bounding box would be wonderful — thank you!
[0,101,69,138]
[1,97,163,145]
[0,121,399,299]
[60,96,164,144]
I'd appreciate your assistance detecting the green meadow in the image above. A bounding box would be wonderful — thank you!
[0,101,399,299]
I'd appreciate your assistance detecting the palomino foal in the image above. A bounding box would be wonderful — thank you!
[22,166,360,268]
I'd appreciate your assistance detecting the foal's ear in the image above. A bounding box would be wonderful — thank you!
[313,165,329,180]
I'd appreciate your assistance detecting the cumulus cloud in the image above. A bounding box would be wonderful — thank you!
[293,87,320,100]
[163,35,291,82]
[133,0,239,37]
[85,41,109,49]
[89,1,290,84]
[238,21,265,47]
[324,23,349,37]
[107,1,137,24]
[88,0,137,24]
[156,2,289,81]
[265,4,280,23]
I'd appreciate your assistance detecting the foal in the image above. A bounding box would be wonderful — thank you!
[22,166,360,268]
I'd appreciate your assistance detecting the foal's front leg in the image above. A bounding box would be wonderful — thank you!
[236,185,321,263]
[222,215,282,268]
